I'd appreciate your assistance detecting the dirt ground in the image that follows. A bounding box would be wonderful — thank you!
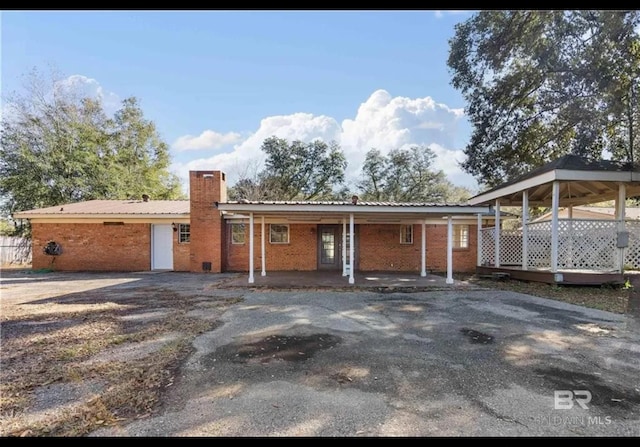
[0,270,242,436]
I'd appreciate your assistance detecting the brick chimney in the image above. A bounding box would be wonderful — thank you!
[189,171,227,272]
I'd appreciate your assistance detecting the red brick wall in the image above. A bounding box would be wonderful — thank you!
[426,224,477,273]
[359,224,422,271]
[173,228,190,272]
[189,171,225,273]
[31,222,150,271]
[226,223,317,271]
[354,223,477,273]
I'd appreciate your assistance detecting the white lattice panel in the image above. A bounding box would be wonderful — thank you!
[625,221,640,269]
[480,227,495,266]
[500,229,522,265]
[558,219,618,270]
[526,221,551,268]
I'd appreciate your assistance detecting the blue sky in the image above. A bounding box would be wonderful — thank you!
[2,10,477,193]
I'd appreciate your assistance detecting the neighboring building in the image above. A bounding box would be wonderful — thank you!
[533,206,640,222]
[14,171,496,282]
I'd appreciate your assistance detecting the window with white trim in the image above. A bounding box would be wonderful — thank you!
[400,224,413,244]
[453,224,469,249]
[231,223,245,244]
[179,224,190,243]
[270,224,289,244]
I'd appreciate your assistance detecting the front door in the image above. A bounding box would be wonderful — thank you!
[317,224,358,270]
[317,225,340,270]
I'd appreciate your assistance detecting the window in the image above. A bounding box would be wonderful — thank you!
[231,223,245,244]
[453,224,469,249]
[179,224,190,243]
[270,224,289,244]
[400,224,413,244]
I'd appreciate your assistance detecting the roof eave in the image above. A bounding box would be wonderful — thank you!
[217,203,490,214]
[13,213,190,220]
[468,169,640,205]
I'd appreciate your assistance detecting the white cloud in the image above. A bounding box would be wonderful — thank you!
[172,113,341,189]
[433,10,473,19]
[172,89,478,194]
[173,130,242,151]
[54,75,120,114]
[340,89,466,180]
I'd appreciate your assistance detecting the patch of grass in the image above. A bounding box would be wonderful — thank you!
[454,274,629,314]
[0,288,243,437]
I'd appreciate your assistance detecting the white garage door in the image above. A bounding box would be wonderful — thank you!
[152,224,173,270]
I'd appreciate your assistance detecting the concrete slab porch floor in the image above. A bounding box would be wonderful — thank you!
[223,270,466,289]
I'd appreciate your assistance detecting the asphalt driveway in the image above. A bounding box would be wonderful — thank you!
[2,271,639,436]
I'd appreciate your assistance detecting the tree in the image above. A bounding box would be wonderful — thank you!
[0,68,183,233]
[448,10,640,187]
[259,136,347,200]
[357,146,471,202]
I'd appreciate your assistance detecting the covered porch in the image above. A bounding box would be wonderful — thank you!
[217,200,492,284]
[469,155,640,285]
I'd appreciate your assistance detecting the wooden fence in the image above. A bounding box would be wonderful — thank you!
[0,236,32,265]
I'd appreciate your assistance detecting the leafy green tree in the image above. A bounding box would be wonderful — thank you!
[0,69,183,234]
[260,136,347,200]
[358,149,386,201]
[357,146,470,202]
[448,10,640,187]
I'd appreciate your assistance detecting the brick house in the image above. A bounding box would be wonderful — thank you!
[14,170,495,283]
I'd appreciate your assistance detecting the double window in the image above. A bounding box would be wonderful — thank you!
[453,224,469,249]
[270,224,289,244]
[230,223,291,244]
[400,224,413,244]
[178,224,190,243]
[231,223,245,244]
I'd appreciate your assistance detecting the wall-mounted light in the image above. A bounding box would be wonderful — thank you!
[171,223,178,232]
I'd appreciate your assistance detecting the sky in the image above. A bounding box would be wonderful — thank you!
[1,10,478,194]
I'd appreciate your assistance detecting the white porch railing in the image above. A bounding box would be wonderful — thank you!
[625,221,640,269]
[480,219,636,271]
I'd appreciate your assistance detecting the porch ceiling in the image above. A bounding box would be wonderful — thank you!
[468,154,640,207]
[220,211,496,224]
[217,202,491,221]
[495,180,640,207]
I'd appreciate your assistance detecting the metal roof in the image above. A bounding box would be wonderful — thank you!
[224,200,473,207]
[468,154,640,206]
[13,199,190,218]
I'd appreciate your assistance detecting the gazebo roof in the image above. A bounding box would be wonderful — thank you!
[468,154,640,207]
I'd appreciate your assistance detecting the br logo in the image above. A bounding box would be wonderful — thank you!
[554,390,592,410]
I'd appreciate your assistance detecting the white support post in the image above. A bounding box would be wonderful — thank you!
[494,199,501,267]
[567,204,574,269]
[550,181,560,273]
[522,191,529,270]
[249,212,254,283]
[421,220,427,277]
[261,216,266,276]
[342,218,347,276]
[477,214,483,267]
[446,216,454,284]
[617,183,627,272]
[349,213,355,284]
